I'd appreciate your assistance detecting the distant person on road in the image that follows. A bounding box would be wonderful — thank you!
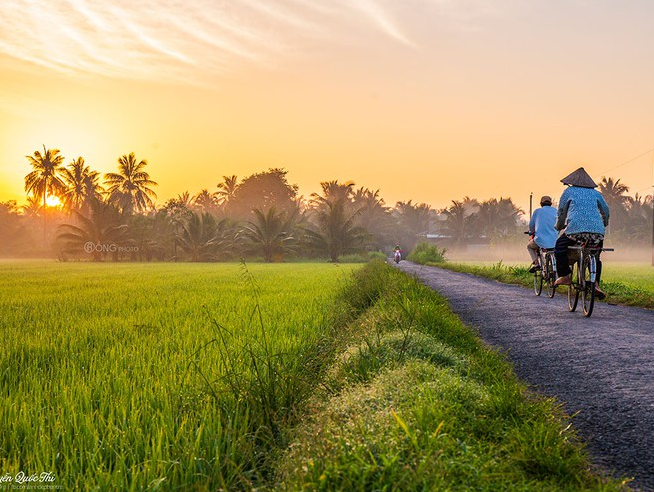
[553,167,610,298]
[527,195,558,273]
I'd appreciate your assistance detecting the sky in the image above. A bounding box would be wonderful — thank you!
[1,0,654,215]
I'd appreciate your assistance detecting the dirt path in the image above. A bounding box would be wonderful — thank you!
[395,260,654,491]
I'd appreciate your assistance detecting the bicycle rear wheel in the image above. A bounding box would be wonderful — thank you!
[533,270,543,296]
[581,256,595,317]
[567,262,579,312]
[545,254,556,298]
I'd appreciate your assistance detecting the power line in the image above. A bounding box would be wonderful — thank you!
[595,147,654,179]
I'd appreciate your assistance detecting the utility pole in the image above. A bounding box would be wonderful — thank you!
[529,192,533,220]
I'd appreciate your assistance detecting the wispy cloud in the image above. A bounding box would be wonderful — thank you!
[0,0,502,84]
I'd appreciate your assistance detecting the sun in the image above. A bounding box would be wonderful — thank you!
[45,194,61,207]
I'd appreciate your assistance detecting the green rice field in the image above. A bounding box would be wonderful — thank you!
[0,261,358,490]
[600,262,654,290]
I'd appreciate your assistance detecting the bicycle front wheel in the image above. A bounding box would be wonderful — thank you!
[545,254,556,298]
[581,256,595,317]
[567,262,579,312]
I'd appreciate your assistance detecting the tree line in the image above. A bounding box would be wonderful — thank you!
[0,146,651,261]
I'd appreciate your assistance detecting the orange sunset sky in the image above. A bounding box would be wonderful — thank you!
[1,0,653,214]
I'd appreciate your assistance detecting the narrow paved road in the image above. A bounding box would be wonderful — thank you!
[396,261,654,491]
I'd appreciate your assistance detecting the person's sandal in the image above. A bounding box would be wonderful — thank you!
[594,285,606,300]
[554,275,571,286]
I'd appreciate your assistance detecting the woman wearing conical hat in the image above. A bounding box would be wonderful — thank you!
[553,167,610,298]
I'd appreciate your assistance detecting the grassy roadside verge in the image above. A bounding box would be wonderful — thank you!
[273,261,629,491]
[438,261,654,310]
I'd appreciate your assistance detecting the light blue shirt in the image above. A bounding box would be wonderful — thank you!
[529,205,558,249]
[556,186,610,235]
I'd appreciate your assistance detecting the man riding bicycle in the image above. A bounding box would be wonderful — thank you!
[553,167,610,299]
[527,195,557,273]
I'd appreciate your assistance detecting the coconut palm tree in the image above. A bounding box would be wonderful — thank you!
[216,175,239,206]
[241,206,296,262]
[474,198,522,242]
[599,176,629,235]
[176,212,235,261]
[104,153,157,214]
[60,157,104,214]
[24,145,66,241]
[352,187,393,249]
[57,201,128,261]
[193,189,219,215]
[303,196,366,262]
[442,200,473,247]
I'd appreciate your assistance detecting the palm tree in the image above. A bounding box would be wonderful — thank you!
[442,200,473,247]
[216,175,239,206]
[57,201,128,261]
[24,145,66,241]
[303,197,366,262]
[241,206,296,262]
[315,180,355,204]
[60,157,104,214]
[352,187,393,249]
[193,189,218,214]
[474,198,522,242]
[394,200,433,251]
[104,153,158,214]
[176,212,235,261]
[599,176,629,235]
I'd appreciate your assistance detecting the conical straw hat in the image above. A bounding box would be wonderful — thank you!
[560,167,597,188]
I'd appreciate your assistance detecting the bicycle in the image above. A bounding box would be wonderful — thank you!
[566,236,614,317]
[532,247,557,298]
[524,232,557,298]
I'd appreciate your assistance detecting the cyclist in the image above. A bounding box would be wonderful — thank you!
[392,244,402,260]
[527,195,557,273]
[553,167,610,299]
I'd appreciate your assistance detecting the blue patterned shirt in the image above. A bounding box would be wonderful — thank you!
[556,186,610,235]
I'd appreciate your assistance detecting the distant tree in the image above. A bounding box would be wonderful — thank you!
[317,180,355,203]
[24,145,66,241]
[623,193,653,243]
[0,201,33,255]
[241,206,297,262]
[393,200,433,251]
[303,195,366,262]
[104,153,157,214]
[176,212,235,262]
[193,189,219,215]
[60,157,104,214]
[227,168,298,220]
[352,187,394,249]
[22,196,43,218]
[474,197,522,242]
[216,175,239,208]
[598,176,629,236]
[441,199,477,247]
[57,201,127,261]
[163,196,193,261]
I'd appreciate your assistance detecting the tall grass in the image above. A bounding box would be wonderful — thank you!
[0,261,358,490]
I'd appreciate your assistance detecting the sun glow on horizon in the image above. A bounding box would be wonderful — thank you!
[45,194,61,207]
